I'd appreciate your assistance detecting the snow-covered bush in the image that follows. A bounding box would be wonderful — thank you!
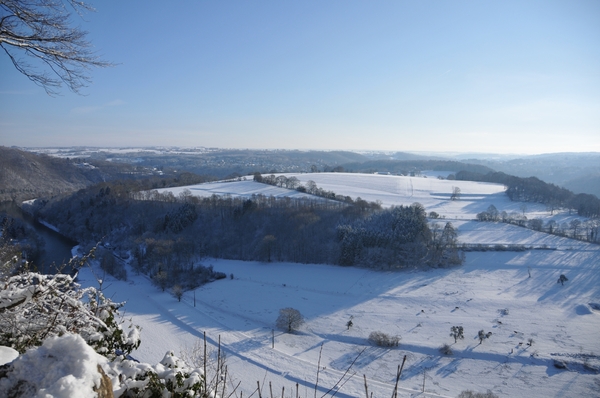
[114,350,207,397]
[0,334,212,398]
[368,331,400,347]
[0,334,111,398]
[0,271,140,357]
[0,267,218,397]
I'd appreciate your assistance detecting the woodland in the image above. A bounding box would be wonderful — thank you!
[23,179,462,290]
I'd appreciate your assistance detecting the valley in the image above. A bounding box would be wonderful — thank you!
[71,173,600,397]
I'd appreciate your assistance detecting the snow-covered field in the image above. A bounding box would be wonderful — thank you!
[158,172,583,223]
[157,179,323,201]
[79,173,600,397]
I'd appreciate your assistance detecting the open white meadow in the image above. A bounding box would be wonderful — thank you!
[80,173,600,397]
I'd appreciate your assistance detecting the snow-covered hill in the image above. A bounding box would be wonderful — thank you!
[82,173,599,397]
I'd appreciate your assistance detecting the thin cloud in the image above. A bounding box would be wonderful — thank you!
[71,99,126,114]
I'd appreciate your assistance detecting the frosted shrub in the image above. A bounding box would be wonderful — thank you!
[368,331,400,347]
[118,351,207,397]
[439,343,453,355]
[0,335,212,398]
[457,390,499,398]
[0,272,140,358]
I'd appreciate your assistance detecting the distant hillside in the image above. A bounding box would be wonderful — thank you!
[562,173,600,198]
[338,159,494,175]
[25,147,371,178]
[463,152,600,197]
[0,147,151,202]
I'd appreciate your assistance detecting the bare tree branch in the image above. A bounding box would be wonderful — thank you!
[0,0,113,95]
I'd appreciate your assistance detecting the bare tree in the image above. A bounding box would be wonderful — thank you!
[570,219,582,239]
[172,284,183,302]
[557,274,568,286]
[478,329,491,344]
[275,175,287,187]
[286,176,300,189]
[260,234,277,262]
[450,186,461,201]
[0,0,112,95]
[154,270,168,292]
[305,180,317,194]
[520,203,528,216]
[486,204,499,221]
[450,326,464,343]
[276,308,304,333]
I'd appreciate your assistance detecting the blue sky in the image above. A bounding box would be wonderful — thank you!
[1,0,599,153]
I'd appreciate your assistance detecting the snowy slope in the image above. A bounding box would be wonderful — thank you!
[76,173,600,397]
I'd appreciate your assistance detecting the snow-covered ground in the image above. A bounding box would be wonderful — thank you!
[76,173,599,397]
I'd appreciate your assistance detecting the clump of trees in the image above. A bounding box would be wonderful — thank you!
[336,204,431,267]
[476,205,500,222]
[337,204,463,268]
[429,221,463,267]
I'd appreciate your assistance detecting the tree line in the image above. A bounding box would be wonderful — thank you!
[252,172,382,209]
[476,204,599,243]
